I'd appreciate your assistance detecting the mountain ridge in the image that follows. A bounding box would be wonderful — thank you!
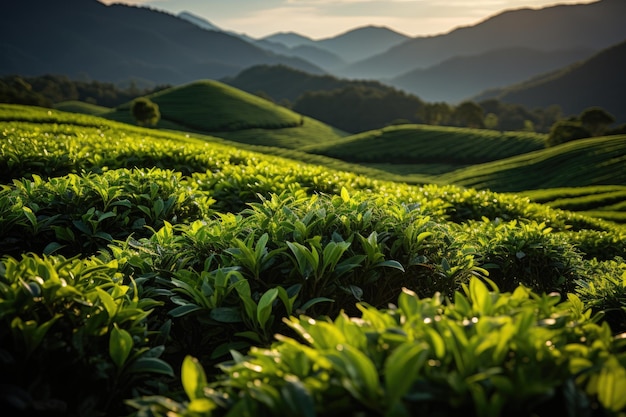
[338,0,626,80]
[472,39,626,122]
[0,0,325,85]
[388,46,597,103]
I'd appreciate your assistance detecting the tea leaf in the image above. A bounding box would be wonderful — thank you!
[257,287,279,330]
[110,324,133,369]
[182,356,207,401]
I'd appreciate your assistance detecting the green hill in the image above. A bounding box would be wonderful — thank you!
[304,124,546,176]
[53,100,111,115]
[439,134,626,192]
[106,80,302,131]
[104,80,347,148]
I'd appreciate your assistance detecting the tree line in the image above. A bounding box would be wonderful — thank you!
[0,74,169,109]
[260,85,571,134]
[3,73,624,144]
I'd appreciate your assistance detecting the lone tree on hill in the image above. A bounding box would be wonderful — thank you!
[131,97,160,127]
[580,107,615,137]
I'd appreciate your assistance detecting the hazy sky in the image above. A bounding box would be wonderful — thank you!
[99,0,596,39]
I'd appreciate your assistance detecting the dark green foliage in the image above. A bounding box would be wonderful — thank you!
[224,64,393,103]
[224,65,568,134]
[479,99,562,133]
[547,120,590,147]
[0,254,174,417]
[416,101,452,126]
[452,101,484,128]
[0,168,213,257]
[0,77,52,107]
[580,106,616,136]
[1,104,626,417]
[0,74,168,107]
[131,97,161,127]
[132,280,626,417]
[293,85,424,133]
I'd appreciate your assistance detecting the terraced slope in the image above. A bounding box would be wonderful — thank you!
[440,134,626,192]
[304,124,546,175]
[53,100,111,116]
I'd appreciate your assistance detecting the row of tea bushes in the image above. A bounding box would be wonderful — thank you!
[1,105,625,416]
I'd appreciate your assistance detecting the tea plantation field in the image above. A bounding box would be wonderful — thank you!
[1,104,625,417]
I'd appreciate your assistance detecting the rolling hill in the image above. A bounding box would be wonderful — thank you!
[439,134,626,192]
[339,0,626,80]
[103,80,347,148]
[302,124,546,176]
[473,40,626,122]
[0,0,323,86]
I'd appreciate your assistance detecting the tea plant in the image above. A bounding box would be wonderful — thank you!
[0,253,173,416]
[2,104,626,417]
[128,277,626,417]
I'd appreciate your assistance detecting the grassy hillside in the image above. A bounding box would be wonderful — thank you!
[107,80,302,131]
[104,80,347,148]
[304,124,546,175]
[520,185,626,224]
[53,100,111,115]
[439,134,626,193]
[1,104,626,417]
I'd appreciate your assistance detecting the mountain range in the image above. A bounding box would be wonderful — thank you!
[388,46,596,103]
[338,0,626,80]
[1,0,625,117]
[0,0,323,86]
[473,39,626,120]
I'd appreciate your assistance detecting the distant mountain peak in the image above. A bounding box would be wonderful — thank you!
[261,32,316,48]
[178,11,221,32]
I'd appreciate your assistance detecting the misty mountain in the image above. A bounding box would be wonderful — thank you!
[389,46,597,103]
[473,40,626,123]
[263,26,410,64]
[0,0,324,86]
[178,11,222,32]
[263,32,318,49]
[179,12,346,71]
[339,0,626,80]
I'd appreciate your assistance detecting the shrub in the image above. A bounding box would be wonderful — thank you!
[128,278,626,417]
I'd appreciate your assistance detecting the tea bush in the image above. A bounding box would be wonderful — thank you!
[0,254,173,416]
[129,278,626,417]
[1,104,625,417]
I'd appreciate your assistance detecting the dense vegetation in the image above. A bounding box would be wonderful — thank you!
[0,74,169,108]
[224,65,566,133]
[1,104,625,417]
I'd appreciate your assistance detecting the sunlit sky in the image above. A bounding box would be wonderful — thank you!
[99,0,596,39]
